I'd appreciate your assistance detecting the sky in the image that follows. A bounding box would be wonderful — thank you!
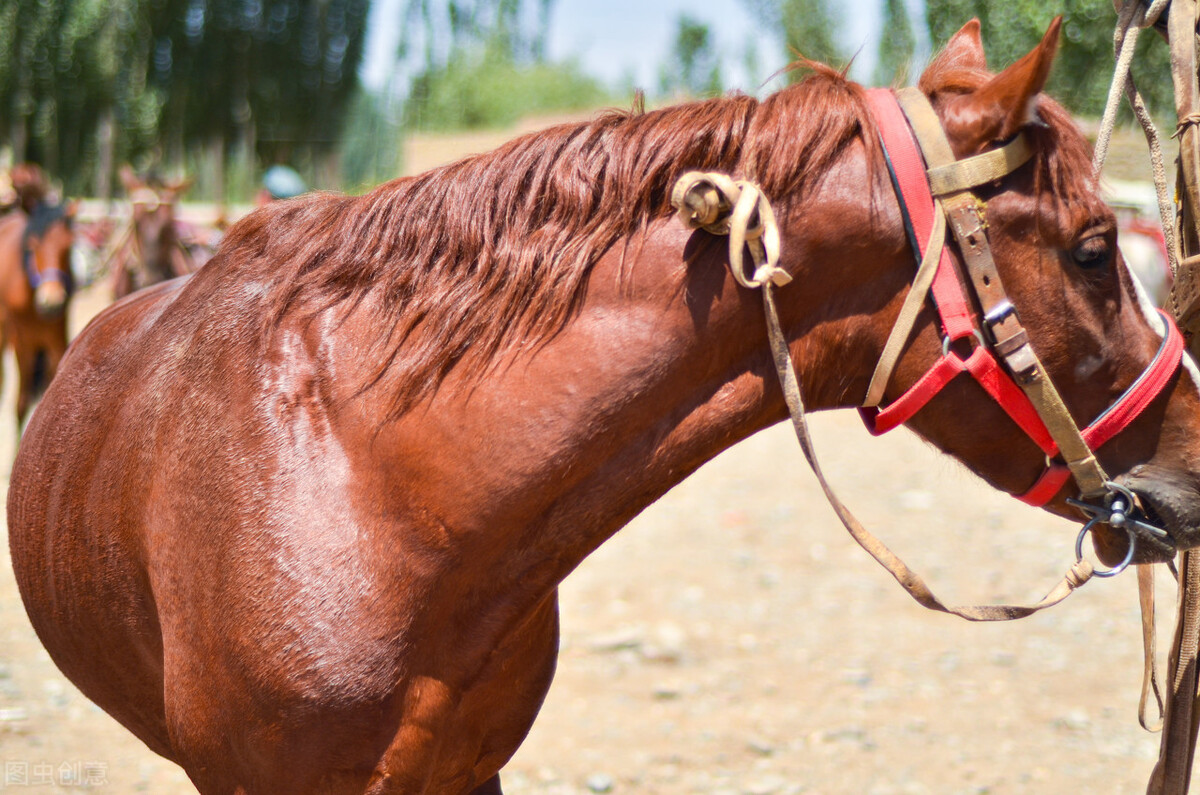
[360,0,933,97]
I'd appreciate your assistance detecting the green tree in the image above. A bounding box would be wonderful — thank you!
[875,0,915,86]
[405,52,608,130]
[925,1,1172,117]
[742,0,843,76]
[659,14,723,98]
[0,0,371,198]
[399,0,614,131]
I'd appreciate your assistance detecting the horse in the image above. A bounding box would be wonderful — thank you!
[10,18,1200,794]
[0,199,74,433]
[107,167,194,300]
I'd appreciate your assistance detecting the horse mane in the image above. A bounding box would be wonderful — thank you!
[215,64,879,417]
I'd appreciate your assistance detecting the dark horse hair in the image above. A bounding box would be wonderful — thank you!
[23,201,72,244]
[217,58,1092,419]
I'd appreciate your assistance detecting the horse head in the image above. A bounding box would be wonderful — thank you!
[120,166,191,287]
[757,19,1200,567]
[22,200,75,319]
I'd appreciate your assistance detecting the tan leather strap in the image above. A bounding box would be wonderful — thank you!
[1150,550,1200,794]
[672,170,1096,622]
[896,87,1110,498]
[1140,564,1166,732]
[672,172,790,289]
[864,209,946,408]
[926,135,1034,197]
[761,278,1095,620]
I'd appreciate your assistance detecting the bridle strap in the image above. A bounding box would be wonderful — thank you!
[926,134,1033,196]
[893,87,1110,498]
[863,209,946,408]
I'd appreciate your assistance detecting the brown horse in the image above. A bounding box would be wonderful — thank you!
[10,20,1200,794]
[108,167,194,299]
[0,199,74,432]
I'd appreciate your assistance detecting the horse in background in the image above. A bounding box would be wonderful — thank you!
[0,198,75,431]
[107,167,194,300]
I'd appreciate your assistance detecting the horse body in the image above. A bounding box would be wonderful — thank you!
[11,21,1200,794]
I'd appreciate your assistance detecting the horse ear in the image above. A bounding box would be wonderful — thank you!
[951,17,1061,147]
[937,19,987,72]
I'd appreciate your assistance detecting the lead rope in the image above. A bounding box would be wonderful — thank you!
[671,171,1095,621]
[1093,0,1176,279]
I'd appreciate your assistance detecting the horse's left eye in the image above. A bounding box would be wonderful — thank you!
[1070,237,1113,270]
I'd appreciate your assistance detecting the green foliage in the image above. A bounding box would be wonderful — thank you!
[405,51,610,130]
[742,0,844,80]
[399,0,612,132]
[340,89,403,191]
[659,15,723,98]
[0,0,370,198]
[925,1,1173,118]
[874,0,915,86]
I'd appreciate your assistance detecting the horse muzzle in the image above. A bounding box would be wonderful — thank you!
[34,281,67,319]
[1085,465,1200,566]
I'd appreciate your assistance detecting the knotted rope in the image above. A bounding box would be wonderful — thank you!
[671,172,790,289]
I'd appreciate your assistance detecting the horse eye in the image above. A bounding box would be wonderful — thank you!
[1071,237,1112,270]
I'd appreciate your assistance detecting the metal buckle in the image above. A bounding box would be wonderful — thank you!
[983,299,1015,328]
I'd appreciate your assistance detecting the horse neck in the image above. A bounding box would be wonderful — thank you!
[375,143,907,580]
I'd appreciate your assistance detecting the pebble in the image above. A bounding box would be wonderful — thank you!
[585,773,615,793]
[747,737,775,756]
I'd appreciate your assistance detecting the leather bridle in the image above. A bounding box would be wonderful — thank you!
[860,87,1185,560]
[671,84,1188,620]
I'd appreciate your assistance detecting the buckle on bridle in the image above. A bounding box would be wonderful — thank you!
[1068,482,1170,578]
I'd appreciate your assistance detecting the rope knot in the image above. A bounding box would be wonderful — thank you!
[671,171,791,289]
[1067,558,1095,589]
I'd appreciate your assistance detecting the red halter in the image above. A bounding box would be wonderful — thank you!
[859,88,1184,508]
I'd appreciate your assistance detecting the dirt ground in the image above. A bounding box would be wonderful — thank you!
[0,282,1189,795]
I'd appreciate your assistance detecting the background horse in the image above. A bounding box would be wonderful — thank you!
[108,167,194,299]
[10,20,1200,795]
[0,199,74,432]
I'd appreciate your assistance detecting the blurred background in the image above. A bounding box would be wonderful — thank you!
[0,0,1178,200]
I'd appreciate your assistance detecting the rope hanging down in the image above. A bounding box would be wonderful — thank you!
[1093,0,1177,277]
